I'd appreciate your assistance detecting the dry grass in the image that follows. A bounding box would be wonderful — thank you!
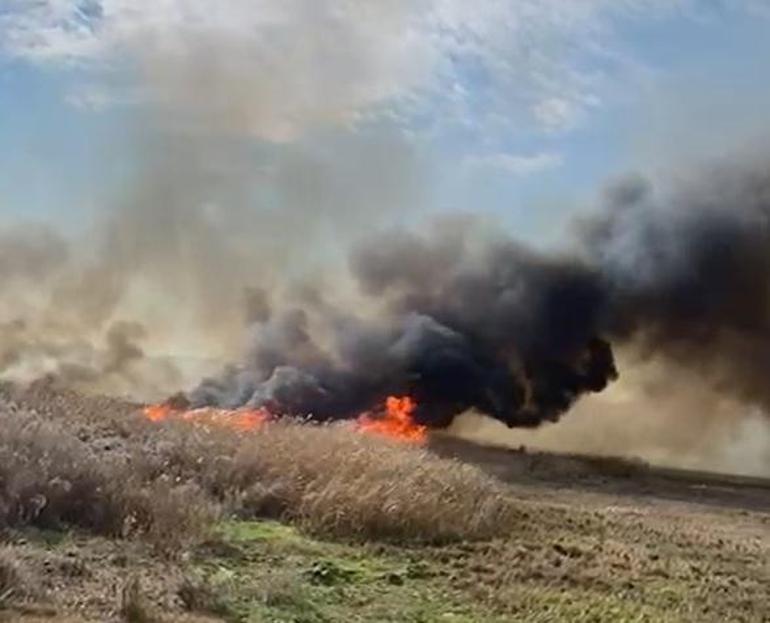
[0,381,519,548]
[0,406,120,532]
[0,382,766,622]
[129,418,521,543]
[229,423,519,542]
[0,548,28,608]
[0,403,218,555]
[120,576,156,623]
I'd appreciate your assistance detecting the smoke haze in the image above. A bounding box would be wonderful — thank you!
[449,353,770,477]
[2,1,770,475]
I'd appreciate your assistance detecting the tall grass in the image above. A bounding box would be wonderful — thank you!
[0,382,519,549]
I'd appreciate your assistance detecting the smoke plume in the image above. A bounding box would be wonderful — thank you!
[585,167,770,408]
[188,157,770,430]
[3,2,770,451]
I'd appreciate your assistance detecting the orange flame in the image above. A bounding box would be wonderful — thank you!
[142,403,269,432]
[356,395,427,444]
[142,395,426,443]
[144,403,175,423]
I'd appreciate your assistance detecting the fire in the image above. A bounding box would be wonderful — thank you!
[355,395,427,444]
[142,394,426,443]
[143,403,175,423]
[142,403,269,432]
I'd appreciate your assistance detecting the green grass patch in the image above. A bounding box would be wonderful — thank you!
[219,520,299,544]
[187,520,504,622]
[180,520,690,623]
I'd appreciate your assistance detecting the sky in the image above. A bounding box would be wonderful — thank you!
[2,1,770,240]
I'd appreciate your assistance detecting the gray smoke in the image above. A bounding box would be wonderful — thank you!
[189,156,770,430]
[584,162,770,408]
[190,216,618,427]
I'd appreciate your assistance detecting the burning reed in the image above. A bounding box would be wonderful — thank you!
[0,382,518,546]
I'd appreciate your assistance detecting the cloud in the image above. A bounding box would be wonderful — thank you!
[465,151,564,176]
[0,0,705,141]
[737,1,770,19]
[64,83,143,111]
[533,97,585,132]
[1,0,441,141]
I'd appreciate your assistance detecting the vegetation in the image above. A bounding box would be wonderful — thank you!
[0,381,765,622]
[0,382,517,548]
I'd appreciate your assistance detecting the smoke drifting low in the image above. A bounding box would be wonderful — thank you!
[585,168,770,408]
[190,158,770,430]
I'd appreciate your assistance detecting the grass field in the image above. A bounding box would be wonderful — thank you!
[0,380,766,622]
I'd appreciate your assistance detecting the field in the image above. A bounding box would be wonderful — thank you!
[0,380,766,622]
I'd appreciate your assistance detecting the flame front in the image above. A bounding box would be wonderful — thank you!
[142,394,426,443]
[355,395,427,443]
[142,403,270,432]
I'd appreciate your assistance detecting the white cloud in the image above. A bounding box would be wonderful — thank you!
[0,0,716,140]
[2,0,442,140]
[465,151,564,176]
[64,83,143,111]
[532,97,582,132]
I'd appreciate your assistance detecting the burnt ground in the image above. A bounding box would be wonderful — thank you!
[430,433,770,516]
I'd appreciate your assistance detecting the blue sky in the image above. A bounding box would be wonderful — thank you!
[2,1,770,241]
[0,60,130,225]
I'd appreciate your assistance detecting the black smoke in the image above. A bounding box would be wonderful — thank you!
[584,165,770,408]
[188,158,770,429]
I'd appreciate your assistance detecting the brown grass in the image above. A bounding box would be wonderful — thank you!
[120,576,160,623]
[128,418,520,543]
[0,382,766,623]
[229,423,519,542]
[0,382,519,548]
[0,404,218,554]
[0,548,28,608]
[0,406,125,533]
